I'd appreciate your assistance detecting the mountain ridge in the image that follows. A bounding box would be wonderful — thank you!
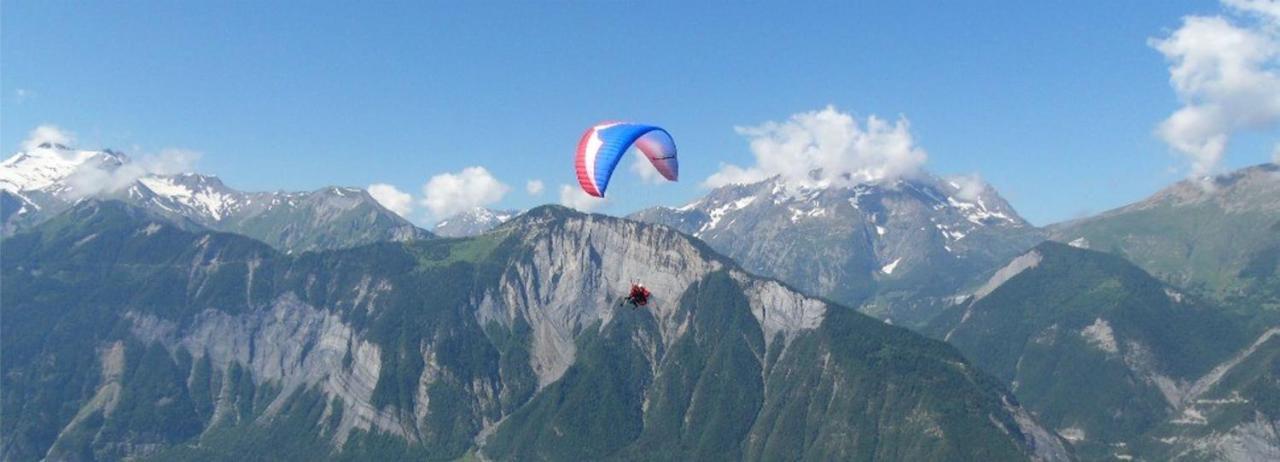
[0,143,432,252]
[1048,162,1280,324]
[1,200,1071,461]
[929,240,1272,460]
[631,172,1044,327]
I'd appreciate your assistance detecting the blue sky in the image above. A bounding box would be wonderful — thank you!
[3,0,1277,225]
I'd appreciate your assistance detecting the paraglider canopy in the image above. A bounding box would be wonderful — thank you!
[575,122,677,197]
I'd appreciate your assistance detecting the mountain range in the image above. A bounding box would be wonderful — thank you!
[631,164,1280,460]
[2,136,1277,461]
[1,201,1069,461]
[0,143,430,253]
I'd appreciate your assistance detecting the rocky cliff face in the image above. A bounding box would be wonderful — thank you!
[631,174,1043,328]
[2,201,1069,461]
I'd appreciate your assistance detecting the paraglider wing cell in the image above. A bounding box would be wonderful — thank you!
[575,122,678,197]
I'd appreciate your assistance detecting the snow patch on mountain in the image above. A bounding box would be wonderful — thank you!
[433,207,520,237]
[631,171,1042,327]
[674,199,702,212]
[0,145,100,192]
[947,195,1016,225]
[0,145,124,196]
[1,147,428,251]
[139,175,238,220]
[700,196,756,235]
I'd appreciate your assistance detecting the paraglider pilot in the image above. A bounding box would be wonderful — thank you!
[625,283,652,308]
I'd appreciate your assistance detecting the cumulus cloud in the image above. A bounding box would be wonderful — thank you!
[705,106,928,190]
[420,166,510,219]
[526,179,545,195]
[69,149,201,197]
[22,124,74,151]
[1151,0,1280,178]
[629,154,666,184]
[558,184,606,212]
[368,183,414,217]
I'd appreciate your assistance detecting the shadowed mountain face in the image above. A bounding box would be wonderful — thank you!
[1050,164,1280,324]
[0,144,431,252]
[631,174,1043,328]
[1,201,1070,461]
[930,241,1274,460]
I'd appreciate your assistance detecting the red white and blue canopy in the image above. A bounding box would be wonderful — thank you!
[575,122,678,197]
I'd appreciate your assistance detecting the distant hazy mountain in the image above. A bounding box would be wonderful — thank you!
[0,143,431,252]
[930,241,1274,460]
[1050,163,1280,320]
[632,174,1044,327]
[432,207,519,237]
[1,201,1070,461]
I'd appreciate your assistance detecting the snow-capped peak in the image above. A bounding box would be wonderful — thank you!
[0,146,126,194]
[0,145,248,221]
[137,175,239,221]
[433,207,521,237]
[661,172,1025,240]
[464,207,517,223]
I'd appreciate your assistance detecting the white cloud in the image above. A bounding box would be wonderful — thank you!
[368,183,414,217]
[22,124,74,151]
[420,166,509,219]
[1225,0,1280,21]
[630,154,666,184]
[705,106,928,190]
[526,179,545,195]
[558,184,606,212]
[947,174,987,202]
[1151,0,1280,178]
[69,148,201,197]
[704,163,767,188]
[1273,142,1280,163]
